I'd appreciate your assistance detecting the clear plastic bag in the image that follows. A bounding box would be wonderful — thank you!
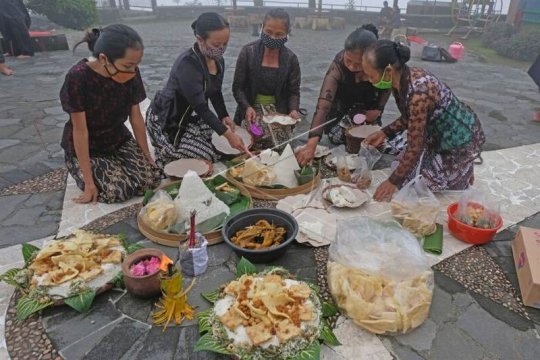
[329,217,430,280]
[455,187,500,229]
[390,175,440,236]
[140,190,177,232]
[358,143,382,170]
[328,217,433,335]
[351,156,372,190]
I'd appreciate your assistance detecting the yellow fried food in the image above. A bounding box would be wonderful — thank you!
[29,230,125,287]
[216,273,317,346]
[327,261,432,335]
[231,220,287,250]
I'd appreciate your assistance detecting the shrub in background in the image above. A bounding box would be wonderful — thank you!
[27,0,98,30]
[481,23,540,62]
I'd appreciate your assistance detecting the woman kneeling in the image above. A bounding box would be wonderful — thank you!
[60,25,160,204]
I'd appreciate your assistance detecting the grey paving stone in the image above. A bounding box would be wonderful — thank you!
[456,303,535,360]
[43,106,64,116]
[0,194,30,222]
[132,325,181,360]
[429,323,487,360]
[0,118,21,126]
[0,222,58,248]
[2,206,47,226]
[384,339,426,360]
[396,319,437,352]
[59,318,122,360]
[84,317,150,360]
[175,326,222,360]
[45,295,123,350]
[0,139,20,151]
[429,284,457,325]
[105,220,146,244]
[115,292,154,324]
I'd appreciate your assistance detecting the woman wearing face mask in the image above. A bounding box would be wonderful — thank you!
[146,12,246,166]
[296,24,392,166]
[232,8,301,150]
[363,40,485,202]
[60,24,160,204]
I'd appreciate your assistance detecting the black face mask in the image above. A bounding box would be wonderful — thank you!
[261,32,288,49]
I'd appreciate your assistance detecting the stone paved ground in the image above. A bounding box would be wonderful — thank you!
[1,17,540,360]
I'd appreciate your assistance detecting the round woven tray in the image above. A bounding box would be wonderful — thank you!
[225,171,321,201]
[137,180,253,248]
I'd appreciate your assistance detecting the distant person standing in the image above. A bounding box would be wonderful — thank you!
[528,53,540,121]
[0,0,34,58]
[379,1,394,39]
[0,53,14,75]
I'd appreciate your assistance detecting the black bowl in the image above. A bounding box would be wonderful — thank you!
[222,208,298,264]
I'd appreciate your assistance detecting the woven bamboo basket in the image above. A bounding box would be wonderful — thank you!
[137,180,253,247]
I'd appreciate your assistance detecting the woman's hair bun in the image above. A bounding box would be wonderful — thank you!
[395,42,411,64]
[191,20,198,33]
[360,23,379,39]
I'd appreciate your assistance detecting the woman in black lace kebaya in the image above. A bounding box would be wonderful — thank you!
[232,8,301,150]
[296,25,391,166]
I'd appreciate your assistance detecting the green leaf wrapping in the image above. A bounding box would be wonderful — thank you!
[110,271,124,289]
[0,268,24,288]
[197,212,228,233]
[228,195,250,218]
[320,319,341,346]
[290,341,321,360]
[294,166,317,185]
[193,333,233,355]
[306,282,320,294]
[22,243,40,265]
[236,257,257,277]
[126,244,144,255]
[16,296,53,321]
[63,289,96,313]
[322,302,340,318]
[198,308,212,334]
[201,289,220,304]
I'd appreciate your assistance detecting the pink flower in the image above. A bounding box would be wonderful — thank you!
[130,262,146,277]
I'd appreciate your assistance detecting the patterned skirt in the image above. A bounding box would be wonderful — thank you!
[146,108,218,168]
[65,138,161,204]
[393,122,485,191]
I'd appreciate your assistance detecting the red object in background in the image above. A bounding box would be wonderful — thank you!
[29,31,55,37]
[447,202,503,245]
[407,36,427,44]
[448,42,465,61]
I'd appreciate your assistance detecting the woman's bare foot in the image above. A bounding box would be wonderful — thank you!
[0,64,14,76]
[17,55,32,59]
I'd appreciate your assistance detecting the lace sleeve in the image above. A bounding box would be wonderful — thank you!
[308,61,343,138]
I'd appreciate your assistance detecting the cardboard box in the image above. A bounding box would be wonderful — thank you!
[512,226,540,309]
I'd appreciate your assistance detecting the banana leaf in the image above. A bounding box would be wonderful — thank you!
[294,166,318,186]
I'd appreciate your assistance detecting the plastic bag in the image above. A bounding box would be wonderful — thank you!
[391,175,440,237]
[180,233,209,277]
[330,217,430,280]
[140,190,177,231]
[358,143,381,170]
[456,188,500,229]
[351,156,371,190]
[328,217,433,335]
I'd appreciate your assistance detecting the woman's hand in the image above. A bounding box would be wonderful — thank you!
[224,129,247,153]
[74,182,98,204]
[295,138,318,166]
[144,152,156,167]
[363,130,387,148]
[365,110,381,124]
[289,110,301,120]
[245,107,257,124]
[222,116,236,131]
[373,180,397,202]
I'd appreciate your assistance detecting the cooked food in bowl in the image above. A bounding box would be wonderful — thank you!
[232,220,287,250]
